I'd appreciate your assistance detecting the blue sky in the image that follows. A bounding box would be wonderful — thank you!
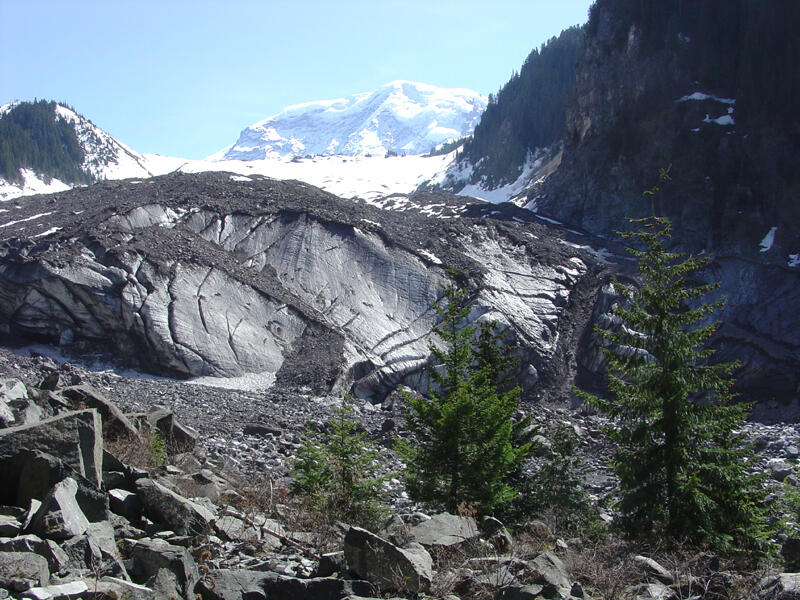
[1,1,593,159]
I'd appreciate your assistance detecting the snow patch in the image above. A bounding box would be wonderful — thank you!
[560,240,616,264]
[704,114,735,126]
[788,254,799,268]
[32,226,62,238]
[678,92,736,104]
[0,211,53,229]
[759,227,777,252]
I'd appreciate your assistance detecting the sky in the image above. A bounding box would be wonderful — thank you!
[1,1,594,159]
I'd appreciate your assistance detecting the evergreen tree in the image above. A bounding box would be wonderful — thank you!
[398,276,531,515]
[503,423,596,533]
[0,100,92,185]
[290,399,388,529]
[575,217,772,555]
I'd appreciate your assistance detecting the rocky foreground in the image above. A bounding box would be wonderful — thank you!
[2,348,800,599]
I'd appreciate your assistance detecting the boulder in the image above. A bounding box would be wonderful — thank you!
[135,477,215,536]
[344,526,432,594]
[0,451,108,522]
[0,534,70,574]
[633,555,674,585]
[0,551,49,589]
[481,515,513,550]
[59,385,139,439]
[261,517,287,551]
[109,488,143,522]
[28,478,90,540]
[760,573,800,600]
[314,551,346,577]
[0,409,103,488]
[0,506,25,536]
[128,538,198,600]
[243,423,282,437]
[146,408,198,450]
[20,580,88,599]
[84,577,154,599]
[216,512,260,543]
[408,512,480,550]
[195,569,372,600]
[530,552,572,597]
[0,378,43,428]
[496,584,547,600]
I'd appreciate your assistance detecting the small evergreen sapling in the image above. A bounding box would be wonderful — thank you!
[575,216,773,556]
[290,399,388,529]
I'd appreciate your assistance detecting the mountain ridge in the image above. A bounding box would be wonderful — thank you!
[217,80,487,160]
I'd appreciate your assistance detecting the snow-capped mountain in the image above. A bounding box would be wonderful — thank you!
[0,101,183,201]
[216,81,487,160]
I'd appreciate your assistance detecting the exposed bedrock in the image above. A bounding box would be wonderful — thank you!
[577,257,800,420]
[0,173,602,402]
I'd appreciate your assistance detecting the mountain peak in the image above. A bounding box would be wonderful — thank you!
[218,82,487,161]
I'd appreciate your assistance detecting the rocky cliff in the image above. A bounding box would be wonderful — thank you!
[533,0,800,263]
[526,0,800,414]
[0,172,604,403]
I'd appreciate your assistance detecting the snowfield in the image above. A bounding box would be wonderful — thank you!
[218,80,487,160]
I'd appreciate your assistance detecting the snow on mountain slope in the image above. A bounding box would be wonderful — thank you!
[218,81,487,160]
[0,102,180,201]
[179,152,456,203]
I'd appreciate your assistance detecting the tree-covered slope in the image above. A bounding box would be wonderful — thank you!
[0,100,92,185]
[535,0,800,261]
[459,26,583,187]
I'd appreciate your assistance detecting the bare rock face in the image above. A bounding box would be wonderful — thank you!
[527,0,800,413]
[0,172,602,402]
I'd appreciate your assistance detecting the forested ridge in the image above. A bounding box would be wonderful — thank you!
[0,100,93,185]
[460,26,583,187]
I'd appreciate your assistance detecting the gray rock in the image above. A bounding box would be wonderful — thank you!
[20,580,88,599]
[243,423,282,437]
[135,477,215,536]
[0,507,24,537]
[314,551,346,577]
[0,535,70,575]
[28,478,90,540]
[85,577,154,600]
[195,569,372,600]
[408,512,480,549]
[0,409,103,488]
[760,574,800,600]
[128,538,198,600]
[109,488,143,522]
[633,555,674,584]
[495,584,545,600]
[530,552,572,595]
[147,408,198,450]
[344,526,432,594]
[0,451,108,523]
[0,551,49,589]
[59,385,139,439]
[261,518,287,551]
[631,581,676,600]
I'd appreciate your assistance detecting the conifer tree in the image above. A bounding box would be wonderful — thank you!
[399,276,531,515]
[576,217,772,555]
[290,399,388,529]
